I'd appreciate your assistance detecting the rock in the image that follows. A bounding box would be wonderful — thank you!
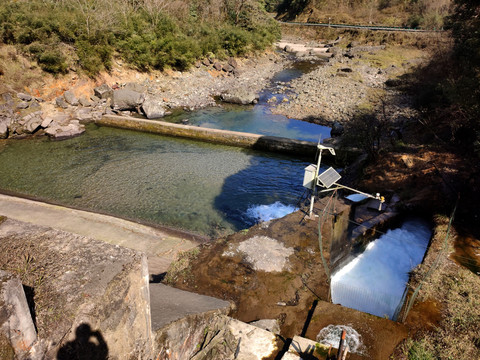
[55,97,69,109]
[0,120,8,138]
[330,121,344,137]
[94,84,113,100]
[112,89,145,111]
[124,82,147,93]
[228,57,238,69]
[339,67,353,72]
[249,319,281,334]
[220,89,259,105]
[16,102,29,109]
[201,58,210,67]
[90,95,101,103]
[141,97,165,119]
[45,120,85,140]
[194,60,202,68]
[0,218,154,359]
[17,92,32,101]
[41,117,53,128]
[267,96,277,104]
[2,93,14,105]
[29,101,41,109]
[213,62,222,71]
[0,271,38,359]
[223,64,234,73]
[24,114,43,133]
[78,97,92,107]
[63,91,79,106]
[74,108,94,122]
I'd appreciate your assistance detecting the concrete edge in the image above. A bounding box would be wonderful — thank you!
[97,115,320,157]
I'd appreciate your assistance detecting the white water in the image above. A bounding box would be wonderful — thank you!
[331,219,431,319]
[245,202,296,223]
[316,325,363,354]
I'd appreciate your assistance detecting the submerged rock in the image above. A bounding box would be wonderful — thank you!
[220,89,258,105]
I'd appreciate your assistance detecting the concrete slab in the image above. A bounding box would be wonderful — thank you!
[149,284,231,332]
[0,194,198,273]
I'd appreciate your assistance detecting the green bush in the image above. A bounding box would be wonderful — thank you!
[76,40,112,76]
[37,50,68,74]
[0,0,280,76]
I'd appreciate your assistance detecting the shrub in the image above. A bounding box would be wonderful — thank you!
[37,50,68,74]
[76,40,112,76]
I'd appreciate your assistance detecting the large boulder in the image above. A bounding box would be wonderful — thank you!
[141,97,166,119]
[24,115,43,134]
[220,89,259,105]
[55,97,69,109]
[124,82,147,93]
[94,84,113,100]
[45,120,85,140]
[63,91,79,106]
[112,89,145,111]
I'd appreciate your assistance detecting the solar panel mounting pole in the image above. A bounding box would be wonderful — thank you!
[308,144,336,218]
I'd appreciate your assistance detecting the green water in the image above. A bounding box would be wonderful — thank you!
[0,125,310,237]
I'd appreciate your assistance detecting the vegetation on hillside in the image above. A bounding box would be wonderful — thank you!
[402,0,480,157]
[276,0,451,29]
[0,0,280,76]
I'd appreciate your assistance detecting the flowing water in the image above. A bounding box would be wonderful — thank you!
[0,125,314,237]
[165,59,331,143]
[330,219,432,319]
[0,61,330,237]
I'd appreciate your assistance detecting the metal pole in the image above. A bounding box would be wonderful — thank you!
[337,329,347,359]
[309,149,323,217]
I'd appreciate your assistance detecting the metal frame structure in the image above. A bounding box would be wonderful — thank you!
[305,144,384,217]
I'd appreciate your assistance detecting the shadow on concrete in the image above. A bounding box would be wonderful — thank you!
[57,323,108,360]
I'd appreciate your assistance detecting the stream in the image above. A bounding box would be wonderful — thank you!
[0,61,330,237]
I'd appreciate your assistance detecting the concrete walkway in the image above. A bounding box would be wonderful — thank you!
[0,194,199,274]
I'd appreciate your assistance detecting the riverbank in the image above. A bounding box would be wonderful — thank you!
[1,38,427,141]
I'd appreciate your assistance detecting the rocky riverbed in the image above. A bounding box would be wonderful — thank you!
[0,39,425,141]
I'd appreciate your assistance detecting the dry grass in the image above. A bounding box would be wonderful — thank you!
[0,45,45,94]
[395,216,480,359]
[164,247,200,284]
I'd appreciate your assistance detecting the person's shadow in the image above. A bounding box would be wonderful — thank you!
[57,323,108,360]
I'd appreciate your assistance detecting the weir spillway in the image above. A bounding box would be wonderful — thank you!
[330,219,432,319]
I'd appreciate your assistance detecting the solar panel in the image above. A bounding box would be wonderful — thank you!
[317,167,341,188]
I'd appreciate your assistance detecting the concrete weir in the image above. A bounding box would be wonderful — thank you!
[97,115,319,157]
